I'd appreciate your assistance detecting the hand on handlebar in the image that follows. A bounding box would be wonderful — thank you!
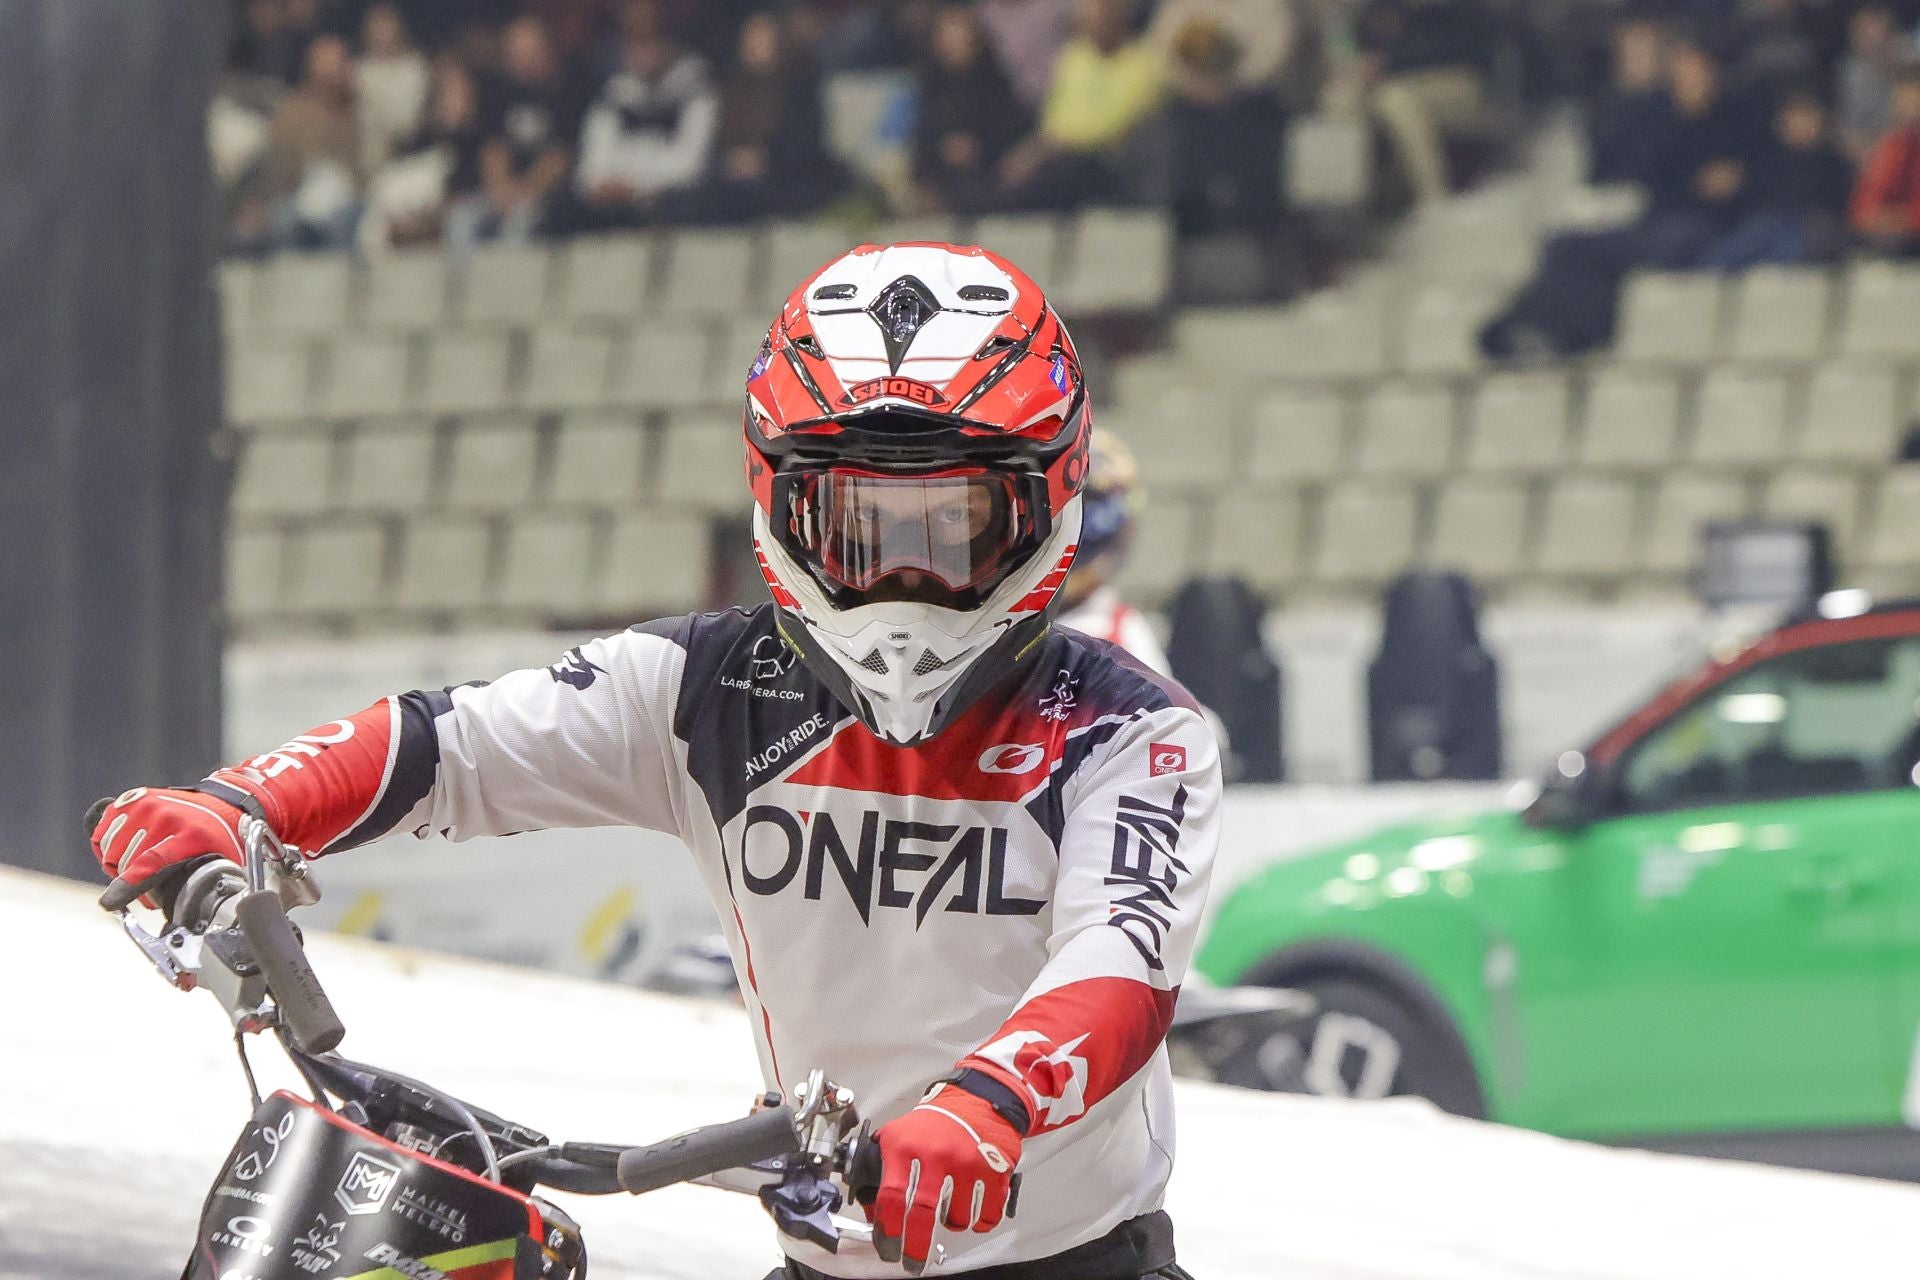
[90,787,248,912]
[867,1082,1023,1271]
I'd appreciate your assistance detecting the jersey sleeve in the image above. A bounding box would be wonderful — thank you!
[200,629,688,853]
[957,704,1219,1135]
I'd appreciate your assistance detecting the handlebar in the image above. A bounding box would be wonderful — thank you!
[232,886,345,1053]
[616,1104,802,1195]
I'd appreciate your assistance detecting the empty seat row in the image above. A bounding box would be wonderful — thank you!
[1109,466,1920,603]
[1103,362,1920,487]
[232,415,745,517]
[230,321,769,422]
[222,209,1173,341]
[229,511,713,622]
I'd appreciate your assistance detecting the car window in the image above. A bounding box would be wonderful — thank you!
[1618,636,1920,813]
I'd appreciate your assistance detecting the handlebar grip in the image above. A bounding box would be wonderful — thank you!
[234,888,345,1054]
[616,1105,800,1195]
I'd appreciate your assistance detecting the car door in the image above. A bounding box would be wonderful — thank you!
[1511,634,1917,1138]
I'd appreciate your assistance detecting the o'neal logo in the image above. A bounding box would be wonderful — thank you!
[739,807,1044,926]
[839,377,948,407]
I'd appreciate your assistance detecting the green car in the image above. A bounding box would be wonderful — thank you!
[1196,600,1920,1174]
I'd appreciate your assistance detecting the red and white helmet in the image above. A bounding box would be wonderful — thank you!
[743,242,1091,744]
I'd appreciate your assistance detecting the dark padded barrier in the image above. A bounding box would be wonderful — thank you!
[1165,576,1285,783]
[0,1,227,877]
[1367,572,1502,782]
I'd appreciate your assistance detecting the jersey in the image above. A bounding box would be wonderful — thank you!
[1058,586,1170,678]
[200,604,1220,1276]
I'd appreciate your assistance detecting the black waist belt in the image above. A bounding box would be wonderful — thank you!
[783,1210,1177,1280]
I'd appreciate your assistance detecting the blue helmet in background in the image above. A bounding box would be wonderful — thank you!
[1077,428,1141,570]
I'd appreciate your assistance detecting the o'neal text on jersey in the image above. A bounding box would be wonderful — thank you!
[740,806,1046,926]
[1106,788,1191,971]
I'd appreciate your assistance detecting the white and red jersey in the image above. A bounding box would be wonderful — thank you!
[203,604,1220,1275]
[1058,586,1171,678]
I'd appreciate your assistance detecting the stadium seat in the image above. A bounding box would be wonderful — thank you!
[1763,468,1863,551]
[613,321,713,409]
[393,517,495,612]
[659,229,759,316]
[290,521,388,613]
[656,420,748,509]
[1311,481,1419,583]
[558,234,655,321]
[547,411,648,507]
[1617,272,1724,364]
[227,525,285,619]
[1464,372,1571,472]
[1397,281,1502,376]
[1578,368,1683,469]
[458,243,553,327]
[1173,307,1294,375]
[1864,467,1920,567]
[971,214,1063,285]
[443,418,540,510]
[1285,114,1370,208]
[494,514,599,614]
[1838,261,1920,358]
[421,332,515,416]
[338,423,437,513]
[1246,387,1349,484]
[1797,363,1901,463]
[600,511,712,614]
[228,341,314,423]
[759,222,857,313]
[706,317,773,403]
[359,250,450,331]
[1726,267,1833,363]
[1121,386,1239,488]
[1354,382,1457,475]
[264,252,353,336]
[1426,477,1531,579]
[1112,494,1198,604]
[1109,354,1189,412]
[823,71,914,180]
[320,334,415,418]
[523,327,617,410]
[1405,191,1538,283]
[1202,490,1306,591]
[1534,476,1638,577]
[1643,474,1750,573]
[219,261,262,335]
[1056,209,1173,313]
[1286,290,1390,380]
[1687,369,1792,466]
[234,431,335,517]
[873,217,961,246]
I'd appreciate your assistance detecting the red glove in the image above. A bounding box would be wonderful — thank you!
[90,786,247,904]
[870,1080,1023,1269]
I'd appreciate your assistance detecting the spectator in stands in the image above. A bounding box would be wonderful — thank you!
[1586,13,1670,186]
[690,10,842,222]
[355,3,430,173]
[257,33,365,251]
[1698,88,1852,267]
[1149,0,1299,233]
[1355,0,1491,203]
[1852,67,1920,256]
[1838,4,1908,159]
[999,0,1167,209]
[978,0,1082,109]
[1733,0,1822,97]
[573,10,718,227]
[1480,36,1761,359]
[911,3,1031,214]
[364,56,486,249]
[449,16,583,249]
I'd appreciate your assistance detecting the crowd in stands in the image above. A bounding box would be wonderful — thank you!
[1481,1,1920,362]
[212,0,1524,257]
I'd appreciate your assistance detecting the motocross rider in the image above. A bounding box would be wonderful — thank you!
[92,243,1219,1280]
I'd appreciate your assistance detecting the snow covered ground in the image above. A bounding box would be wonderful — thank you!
[3,867,1917,1280]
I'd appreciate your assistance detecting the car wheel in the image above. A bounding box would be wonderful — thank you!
[1221,976,1485,1119]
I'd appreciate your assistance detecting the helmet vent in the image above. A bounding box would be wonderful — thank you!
[911,649,949,677]
[957,284,1010,303]
[856,648,890,675]
[812,282,857,301]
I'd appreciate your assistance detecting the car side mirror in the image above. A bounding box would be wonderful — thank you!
[1523,753,1611,831]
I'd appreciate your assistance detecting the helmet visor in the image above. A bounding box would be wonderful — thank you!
[783,468,1038,606]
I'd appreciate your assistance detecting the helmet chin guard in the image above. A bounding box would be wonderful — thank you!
[741,242,1094,743]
